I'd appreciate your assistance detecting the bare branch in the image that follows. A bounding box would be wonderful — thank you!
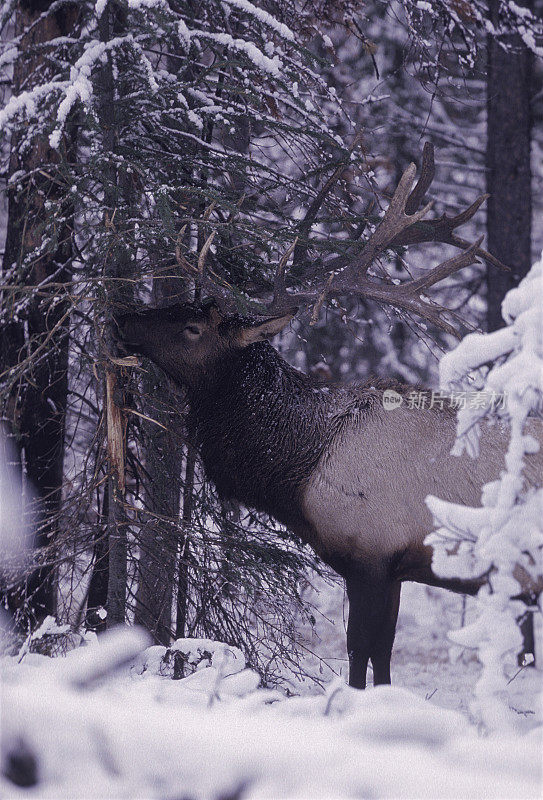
[273,237,298,305]
[292,130,364,268]
[309,272,334,326]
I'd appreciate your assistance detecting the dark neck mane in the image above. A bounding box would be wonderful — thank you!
[186,342,328,526]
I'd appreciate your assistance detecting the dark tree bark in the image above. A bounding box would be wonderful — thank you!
[96,1,132,628]
[486,0,533,332]
[86,485,110,633]
[86,534,110,632]
[104,365,128,626]
[0,2,78,624]
[486,0,535,664]
[135,281,184,646]
[175,446,195,642]
[134,415,181,644]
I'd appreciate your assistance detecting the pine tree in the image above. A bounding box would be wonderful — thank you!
[0,0,357,667]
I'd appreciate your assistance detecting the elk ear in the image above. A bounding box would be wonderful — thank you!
[201,297,223,327]
[237,308,297,346]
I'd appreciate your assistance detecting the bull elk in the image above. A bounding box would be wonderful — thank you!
[115,146,542,689]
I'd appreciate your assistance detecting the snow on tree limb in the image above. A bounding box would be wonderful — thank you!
[426,253,543,731]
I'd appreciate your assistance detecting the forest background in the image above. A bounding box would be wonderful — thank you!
[0,0,542,688]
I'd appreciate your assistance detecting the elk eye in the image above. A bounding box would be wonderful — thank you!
[184,324,202,338]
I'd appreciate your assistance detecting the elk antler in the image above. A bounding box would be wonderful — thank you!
[175,144,501,336]
[267,143,502,336]
[325,142,502,277]
[337,160,434,282]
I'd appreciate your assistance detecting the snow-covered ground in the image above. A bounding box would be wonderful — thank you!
[2,581,541,799]
[295,575,542,726]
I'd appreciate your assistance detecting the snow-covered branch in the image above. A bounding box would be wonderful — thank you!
[426,253,543,731]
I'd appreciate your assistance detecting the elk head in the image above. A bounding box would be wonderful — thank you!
[115,300,297,391]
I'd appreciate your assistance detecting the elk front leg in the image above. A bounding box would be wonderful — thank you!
[346,572,399,689]
[369,580,401,685]
[346,592,370,690]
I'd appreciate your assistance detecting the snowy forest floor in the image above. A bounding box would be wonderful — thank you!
[293,575,542,731]
[2,574,542,799]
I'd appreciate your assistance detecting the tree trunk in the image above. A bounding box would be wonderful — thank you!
[486,0,535,665]
[135,283,184,646]
[105,367,128,626]
[96,1,131,628]
[0,1,78,624]
[486,0,533,332]
[175,446,196,643]
[86,483,109,633]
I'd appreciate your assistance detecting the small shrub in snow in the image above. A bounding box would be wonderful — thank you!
[16,616,72,660]
[133,638,248,682]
